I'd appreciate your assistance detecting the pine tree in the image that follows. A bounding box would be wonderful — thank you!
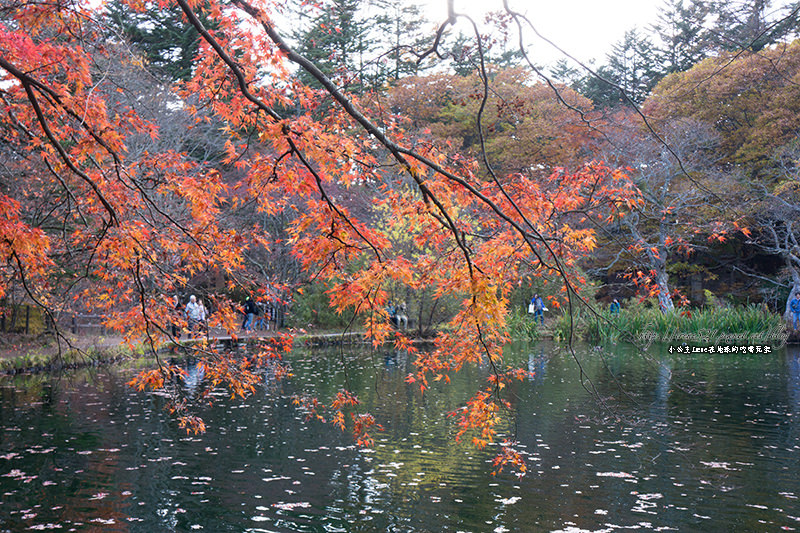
[106,2,214,82]
[293,0,374,92]
[707,0,800,51]
[578,29,660,107]
[372,0,433,82]
[549,59,583,88]
[651,0,712,74]
[609,29,661,103]
[576,64,623,109]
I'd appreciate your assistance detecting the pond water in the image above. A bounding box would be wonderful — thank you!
[1,341,799,532]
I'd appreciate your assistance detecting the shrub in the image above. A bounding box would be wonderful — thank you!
[285,282,358,330]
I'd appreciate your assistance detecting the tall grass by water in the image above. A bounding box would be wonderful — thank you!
[584,303,786,345]
[505,308,542,340]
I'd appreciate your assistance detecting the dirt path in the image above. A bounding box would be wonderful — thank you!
[0,326,354,362]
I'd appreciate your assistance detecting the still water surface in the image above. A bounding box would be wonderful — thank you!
[1,341,799,532]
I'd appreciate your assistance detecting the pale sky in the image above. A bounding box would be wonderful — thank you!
[424,0,664,66]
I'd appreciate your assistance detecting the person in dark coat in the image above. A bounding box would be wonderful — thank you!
[242,296,257,331]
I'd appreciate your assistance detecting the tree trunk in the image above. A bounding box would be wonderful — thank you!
[655,265,675,313]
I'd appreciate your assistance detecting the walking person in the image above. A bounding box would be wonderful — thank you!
[396,301,408,330]
[532,293,545,325]
[386,301,397,327]
[242,296,257,332]
[185,295,206,335]
[171,295,182,339]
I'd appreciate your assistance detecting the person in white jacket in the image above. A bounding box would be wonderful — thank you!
[185,295,206,333]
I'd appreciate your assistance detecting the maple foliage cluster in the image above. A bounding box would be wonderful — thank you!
[0,0,645,471]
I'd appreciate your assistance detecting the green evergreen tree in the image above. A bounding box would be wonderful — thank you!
[707,0,800,51]
[293,0,374,92]
[549,59,583,88]
[444,32,479,77]
[106,2,213,82]
[578,29,660,108]
[575,64,624,109]
[651,0,712,73]
[372,0,433,82]
[607,29,660,104]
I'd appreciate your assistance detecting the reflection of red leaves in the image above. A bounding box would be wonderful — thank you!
[300,391,382,448]
[127,366,186,391]
[293,395,327,424]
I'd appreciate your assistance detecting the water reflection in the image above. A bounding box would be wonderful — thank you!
[527,346,548,383]
[788,349,800,413]
[1,343,800,531]
[383,349,408,372]
[652,358,672,418]
[182,361,205,398]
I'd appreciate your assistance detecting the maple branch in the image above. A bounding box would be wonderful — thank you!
[228,0,482,280]
[177,0,386,265]
[447,11,615,400]
[0,97,119,308]
[174,0,281,122]
[132,253,163,366]
[0,58,117,226]
[0,53,129,182]
[8,248,73,361]
[287,140,383,262]
[0,95,93,231]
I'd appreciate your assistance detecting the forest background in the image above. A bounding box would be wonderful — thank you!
[97,0,800,326]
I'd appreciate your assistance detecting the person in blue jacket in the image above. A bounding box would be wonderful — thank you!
[791,293,800,330]
[531,294,545,325]
[610,299,621,314]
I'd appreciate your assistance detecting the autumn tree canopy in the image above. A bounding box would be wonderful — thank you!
[641,38,800,309]
[386,68,598,176]
[645,40,800,176]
